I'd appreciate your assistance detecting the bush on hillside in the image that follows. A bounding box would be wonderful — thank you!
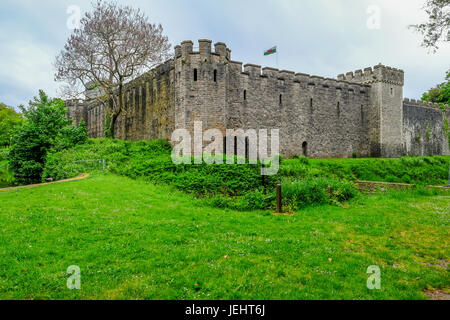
[0,103,23,147]
[282,178,358,211]
[282,156,450,186]
[0,148,8,162]
[43,139,276,196]
[43,137,450,211]
[9,91,88,185]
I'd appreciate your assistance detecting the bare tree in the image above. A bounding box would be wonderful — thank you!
[410,0,450,52]
[55,0,171,138]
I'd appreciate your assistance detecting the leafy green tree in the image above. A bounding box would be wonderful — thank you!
[9,90,87,185]
[0,103,23,146]
[421,70,450,109]
[52,120,88,153]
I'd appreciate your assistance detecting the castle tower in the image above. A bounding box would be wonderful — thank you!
[174,39,230,135]
[338,64,405,157]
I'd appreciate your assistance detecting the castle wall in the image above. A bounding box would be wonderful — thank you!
[339,65,405,157]
[84,60,176,140]
[233,68,371,158]
[174,40,228,135]
[174,40,372,158]
[86,103,105,138]
[444,108,450,156]
[67,39,449,159]
[116,60,175,141]
[66,100,87,127]
[403,99,448,156]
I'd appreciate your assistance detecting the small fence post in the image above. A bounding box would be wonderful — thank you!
[447,164,450,187]
[103,159,105,171]
[276,184,282,214]
[261,162,266,194]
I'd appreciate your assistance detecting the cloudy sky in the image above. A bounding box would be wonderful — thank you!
[0,0,449,108]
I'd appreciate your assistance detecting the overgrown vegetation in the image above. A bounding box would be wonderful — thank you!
[281,178,357,212]
[0,103,23,147]
[42,138,450,211]
[44,139,276,198]
[281,156,450,186]
[421,70,450,110]
[8,91,87,185]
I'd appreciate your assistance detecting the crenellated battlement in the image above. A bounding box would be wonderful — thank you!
[238,62,370,92]
[71,39,449,158]
[404,98,449,111]
[338,64,404,86]
[177,39,231,61]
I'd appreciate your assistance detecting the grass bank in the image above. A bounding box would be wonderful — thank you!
[42,139,450,211]
[0,173,448,299]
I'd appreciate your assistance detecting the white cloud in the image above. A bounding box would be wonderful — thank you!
[0,0,448,106]
[0,40,59,106]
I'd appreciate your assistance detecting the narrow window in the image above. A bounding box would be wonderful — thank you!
[390,88,393,96]
[244,90,247,101]
[194,69,198,81]
[245,137,249,160]
[302,141,308,157]
[223,136,227,155]
[279,94,283,106]
[337,102,341,118]
[214,70,217,82]
[310,98,313,113]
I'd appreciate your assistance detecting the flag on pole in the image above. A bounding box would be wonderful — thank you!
[264,46,277,56]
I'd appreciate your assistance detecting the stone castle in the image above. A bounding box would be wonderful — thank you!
[67,39,450,158]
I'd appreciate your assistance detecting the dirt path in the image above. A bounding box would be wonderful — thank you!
[0,173,90,192]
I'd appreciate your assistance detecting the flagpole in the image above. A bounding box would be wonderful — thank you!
[276,51,279,69]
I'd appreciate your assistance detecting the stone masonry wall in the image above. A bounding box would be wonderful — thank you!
[338,65,405,158]
[174,40,372,158]
[444,107,450,156]
[66,100,87,127]
[83,60,176,140]
[403,99,449,156]
[237,67,371,158]
[68,39,449,159]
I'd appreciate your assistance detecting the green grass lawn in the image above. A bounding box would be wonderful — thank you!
[0,173,448,300]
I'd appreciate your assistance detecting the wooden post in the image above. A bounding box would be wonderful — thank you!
[447,164,450,187]
[261,163,266,193]
[276,184,282,213]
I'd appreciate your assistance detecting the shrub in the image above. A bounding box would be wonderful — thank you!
[298,156,309,165]
[0,103,23,147]
[44,139,276,197]
[206,190,276,211]
[0,148,8,162]
[282,178,357,211]
[8,91,85,185]
[52,121,88,152]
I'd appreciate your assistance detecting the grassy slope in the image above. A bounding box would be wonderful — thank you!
[0,174,448,300]
[282,156,450,186]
